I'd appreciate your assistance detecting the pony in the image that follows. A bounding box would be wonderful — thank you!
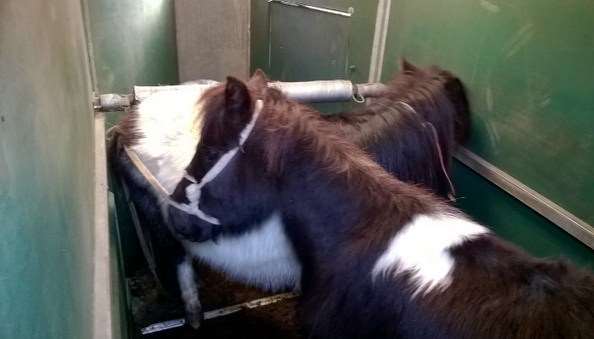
[110,60,471,328]
[172,75,594,338]
[327,59,470,199]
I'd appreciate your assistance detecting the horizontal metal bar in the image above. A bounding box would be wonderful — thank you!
[454,147,594,249]
[133,80,219,103]
[94,93,132,111]
[140,292,299,335]
[140,319,185,335]
[95,80,388,111]
[268,0,353,17]
[268,80,387,102]
[135,81,386,103]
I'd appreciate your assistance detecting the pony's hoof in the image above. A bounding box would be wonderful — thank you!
[186,309,203,330]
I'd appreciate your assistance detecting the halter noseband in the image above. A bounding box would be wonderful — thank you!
[168,99,264,225]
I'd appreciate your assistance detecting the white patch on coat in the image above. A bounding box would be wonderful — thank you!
[372,213,488,297]
[131,85,213,192]
[184,213,301,292]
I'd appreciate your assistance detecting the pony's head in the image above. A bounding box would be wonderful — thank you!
[168,74,279,241]
[394,59,471,143]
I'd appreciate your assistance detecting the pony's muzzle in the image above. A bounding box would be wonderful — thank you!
[167,205,219,242]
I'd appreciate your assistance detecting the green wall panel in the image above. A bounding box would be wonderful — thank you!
[251,0,377,112]
[251,0,377,83]
[88,0,183,277]
[268,3,351,81]
[383,0,594,231]
[87,0,179,93]
[453,162,594,268]
[0,1,95,338]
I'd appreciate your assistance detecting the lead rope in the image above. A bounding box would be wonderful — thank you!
[422,121,456,202]
[396,101,456,202]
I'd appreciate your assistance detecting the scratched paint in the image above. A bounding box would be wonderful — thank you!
[479,0,500,13]
[382,0,594,233]
[503,23,535,59]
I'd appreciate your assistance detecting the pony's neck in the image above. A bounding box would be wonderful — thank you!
[266,106,438,283]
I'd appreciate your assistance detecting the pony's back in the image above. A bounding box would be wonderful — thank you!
[328,63,469,198]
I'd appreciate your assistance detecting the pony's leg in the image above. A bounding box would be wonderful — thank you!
[177,256,202,329]
[293,277,302,293]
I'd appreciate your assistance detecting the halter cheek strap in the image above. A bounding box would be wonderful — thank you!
[168,99,264,225]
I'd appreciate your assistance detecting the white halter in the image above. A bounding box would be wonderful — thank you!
[168,99,264,225]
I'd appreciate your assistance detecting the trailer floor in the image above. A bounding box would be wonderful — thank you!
[130,264,303,339]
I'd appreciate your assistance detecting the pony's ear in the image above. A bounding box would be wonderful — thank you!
[400,58,419,72]
[247,68,270,91]
[224,76,252,123]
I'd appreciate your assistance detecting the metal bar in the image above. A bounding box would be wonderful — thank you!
[133,80,219,103]
[92,112,113,339]
[270,80,364,102]
[95,93,132,111]
[455,147,594,249]
[268,0,353,17]
[141,319,185,335]
[140,292,299,335]
[356,83,389,99]
[134,81,387,104]
[368,0,392,83]
[96,80,388,111]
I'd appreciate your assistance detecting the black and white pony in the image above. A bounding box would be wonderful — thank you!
[171,75,594,338]
[110,61,470,328]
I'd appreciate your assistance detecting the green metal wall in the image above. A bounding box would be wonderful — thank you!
[87,0,181,275]
[251,0,378,112]
[0,1,96,338]
[381,0,593,267]
[251,0,377,83]
[453,163,593,268]
[87,0,179,93]
[251,0,594,267]
[85,2,182,335]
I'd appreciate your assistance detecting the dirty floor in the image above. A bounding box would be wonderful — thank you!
[129,263,303,339]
